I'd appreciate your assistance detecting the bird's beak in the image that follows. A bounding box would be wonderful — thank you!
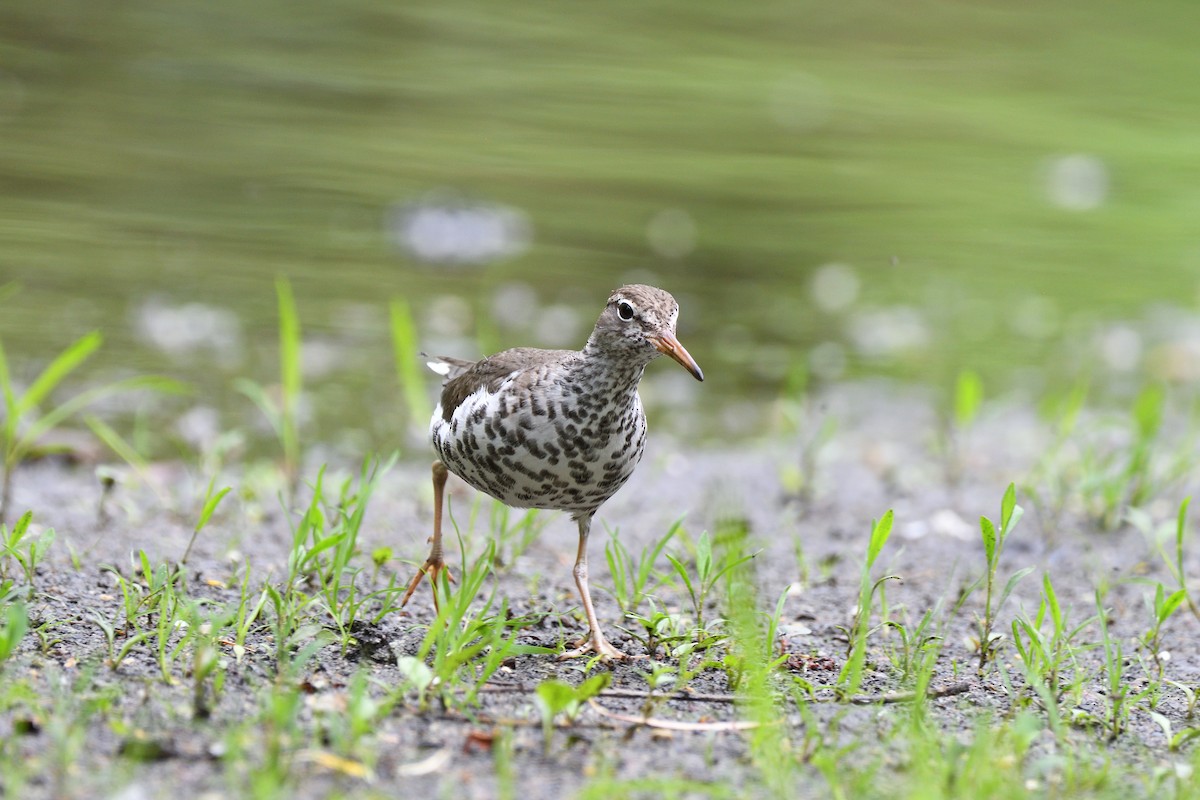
[653,333,704,382]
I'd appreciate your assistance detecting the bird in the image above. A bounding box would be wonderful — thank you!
[401,284,704,659]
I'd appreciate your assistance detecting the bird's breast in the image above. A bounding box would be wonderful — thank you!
[429,371,647,513]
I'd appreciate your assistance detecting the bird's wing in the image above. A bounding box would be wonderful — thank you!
[436,347,572,421]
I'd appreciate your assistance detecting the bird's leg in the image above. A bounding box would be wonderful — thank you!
[402,461,456,611]
[559,513,626,661]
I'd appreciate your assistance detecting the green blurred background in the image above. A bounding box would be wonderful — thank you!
[3,0,1199,448]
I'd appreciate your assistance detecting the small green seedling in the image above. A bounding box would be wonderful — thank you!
[762,585,789,663]
[722,545,794,794]
[620,604,695,659]
[1159,498,1200,623]
[0,600,27,669]
[1125,501,1195,686]
[251,678,306,790]
[491,502,545,569]
[1010,574,1095,707]
[954,369,984,429]
[974,483,1033,671]
[32,616,63,654]
[942,368,983,483]
[534,673,611,752]
[403,536,552,710]
[181,477,232,564]
[1125,383,1166,510]
[1148,712,1200,753]
[88,608,153,672]
[667,528,756,635]
[605,520,679,616]
[883,607,943,688]
[1081,384,1177,530]
[837,509,896,700]
[317,670,395,766]
[370,546,393,583]
[1094,590,1150,739]
[263,582,325,677]
[233,575,269,664]
[1142,582,1187,682]
[191,612,223,719]
[283,457,395,636]
[0,511,54,593]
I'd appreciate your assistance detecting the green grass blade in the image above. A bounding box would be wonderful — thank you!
[277,277,301,405]
[867,509,894,568]
[1005,504,1024,541]
[711,551,758,587]
[17,376,189,459]
[1159,588,1188,626]
[0,338,16,445]
[6,510,33,547]
[665,554,696,609]
[1132,383,1164,439]
[765,585,788,660]
[980,516,997,566]
[181,478,232,564]
[695,531,712,583]
[1010,619,1031,664]
[1000,483,1016,532]
[85,415,149,472]
[276,276,301,470]
[603,538,628,608]
[0,601,29,666]
[390,297,428,427]
[1170,728,1200,752]
[196,485,232,533]
[1058,380,1089,437]
[17,330,103,416]
[954,369,983,428]
[997,566,1035,610]
[1175,497,1190,581]
[510,644,558,657]
[637,521,680,592]
[233,378,283,438]
[1042,573,1062,633]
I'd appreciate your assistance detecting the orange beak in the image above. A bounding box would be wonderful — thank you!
[653,333,704,382]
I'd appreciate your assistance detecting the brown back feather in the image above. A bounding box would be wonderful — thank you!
[434,347,572,421]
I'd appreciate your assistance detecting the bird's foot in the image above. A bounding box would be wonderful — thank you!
[558,632,642,662]
[400,556,456,610]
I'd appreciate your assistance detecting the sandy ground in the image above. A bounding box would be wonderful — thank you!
[3,382,1199,798]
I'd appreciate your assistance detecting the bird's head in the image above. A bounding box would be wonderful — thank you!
[589,284,704,381]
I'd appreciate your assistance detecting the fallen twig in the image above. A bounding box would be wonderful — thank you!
[587,699,763,732]
[478,683,740,704]
[478,680,971,706]
[845,681,971,705]
[394,747,452,777]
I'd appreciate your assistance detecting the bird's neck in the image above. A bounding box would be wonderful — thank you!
[577,340,648,396]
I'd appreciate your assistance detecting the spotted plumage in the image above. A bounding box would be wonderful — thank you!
[402,284,704,660]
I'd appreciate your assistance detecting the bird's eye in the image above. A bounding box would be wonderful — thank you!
[617,300,635,321]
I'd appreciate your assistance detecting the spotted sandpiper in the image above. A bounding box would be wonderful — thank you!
[401,284,704,659]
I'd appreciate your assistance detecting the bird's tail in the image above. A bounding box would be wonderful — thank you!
[421,353,476,382]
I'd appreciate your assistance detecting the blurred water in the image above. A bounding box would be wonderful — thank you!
[2,0,1200,451]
